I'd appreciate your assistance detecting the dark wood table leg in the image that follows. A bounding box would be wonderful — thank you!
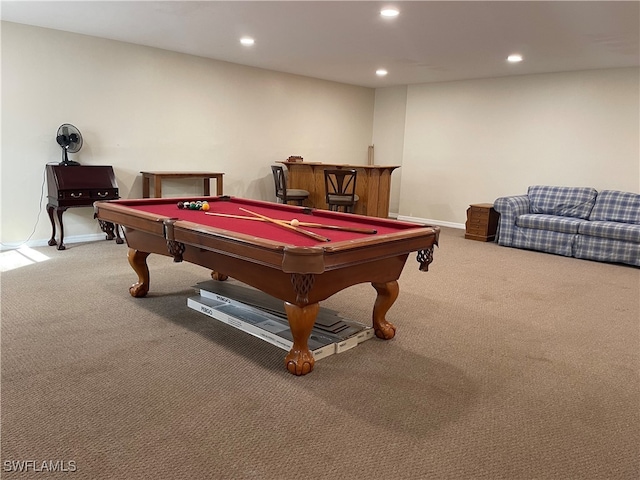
[98,219,115,240]
[371,280,399,339]
[55,207,67,250]
[46,203,57,247]
[203,179,210,196]
[96,220,125,245]
[115,224,124,244]
[142,174,151,198]
[154,177,162,199]
[216,175,224,196]
[128,248,151,297]
[283,301,320,375]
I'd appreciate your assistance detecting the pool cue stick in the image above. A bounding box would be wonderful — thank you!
[239,208,331,242]
[205,211,270,221]
[205,212,377,234]
[288,221,377,235]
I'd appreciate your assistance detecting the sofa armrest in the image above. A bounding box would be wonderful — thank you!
[493,195,529,246]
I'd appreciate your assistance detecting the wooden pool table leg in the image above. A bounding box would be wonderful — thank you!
[371,280,399,340]
[211,271,229,281]
[283,301,320,376]
[128,248,151,298]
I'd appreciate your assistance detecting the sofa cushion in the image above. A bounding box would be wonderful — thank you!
[516,214,587,234]
[578,221,640,243]
[589,190,640,224]
[528,185,597,219]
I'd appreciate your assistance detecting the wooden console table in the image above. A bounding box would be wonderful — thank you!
[279,162,399,218]
[46,164,123,250]
[141,171,224,198]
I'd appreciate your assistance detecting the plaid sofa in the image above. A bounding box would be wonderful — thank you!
[494,186,640,267]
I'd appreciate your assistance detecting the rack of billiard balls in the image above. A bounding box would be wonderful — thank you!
[177,200,210,211]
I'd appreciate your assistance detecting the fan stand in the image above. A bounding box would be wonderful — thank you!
[60,148,80,166]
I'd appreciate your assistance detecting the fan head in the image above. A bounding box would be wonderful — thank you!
[56,124,83,165]
[56,123,83,153]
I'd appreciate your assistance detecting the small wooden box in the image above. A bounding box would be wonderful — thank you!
[465,203,499,242]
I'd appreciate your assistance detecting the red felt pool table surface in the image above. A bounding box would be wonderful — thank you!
[94,196,440,375]
[123,196,420,246]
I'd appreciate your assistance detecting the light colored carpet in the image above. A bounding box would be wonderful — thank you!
[1,227,638,479]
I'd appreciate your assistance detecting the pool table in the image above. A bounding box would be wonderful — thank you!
[94,196,439,375]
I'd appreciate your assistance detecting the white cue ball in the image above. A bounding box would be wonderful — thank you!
[290,219,300,227]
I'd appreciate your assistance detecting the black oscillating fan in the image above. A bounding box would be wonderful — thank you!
[56,124,83,166]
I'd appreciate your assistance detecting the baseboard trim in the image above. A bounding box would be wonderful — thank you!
[396,215,465,230]
[1,233,108,251]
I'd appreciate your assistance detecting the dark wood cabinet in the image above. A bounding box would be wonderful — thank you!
[46,164,123,250]
[465,203,499,242]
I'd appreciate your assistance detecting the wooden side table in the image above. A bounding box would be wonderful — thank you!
[141,171,224,198]
[465,203,499,242]
[46,164,123,250]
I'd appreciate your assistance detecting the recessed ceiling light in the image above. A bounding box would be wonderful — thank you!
[380,8,399,18]
[507,54,523,63]
[376,69,388,76]
[240,37,255,46]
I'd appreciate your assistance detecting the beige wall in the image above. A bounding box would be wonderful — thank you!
[1,22,375,246]
[394,68,640,225]
[372,86,407,216]
[2,22,639,247]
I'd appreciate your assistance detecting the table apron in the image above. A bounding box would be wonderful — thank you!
[94,207,166,237]
[122,228,412,305]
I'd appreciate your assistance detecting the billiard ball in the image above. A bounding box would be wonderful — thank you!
[202,203,210,211]
[290,218,300,227]
[177,202,184,209]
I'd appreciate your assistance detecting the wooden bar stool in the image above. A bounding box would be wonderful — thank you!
[324,169,359,213]
[271,165,309,206]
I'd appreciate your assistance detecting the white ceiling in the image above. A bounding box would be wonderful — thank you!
[2,1,639,88]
